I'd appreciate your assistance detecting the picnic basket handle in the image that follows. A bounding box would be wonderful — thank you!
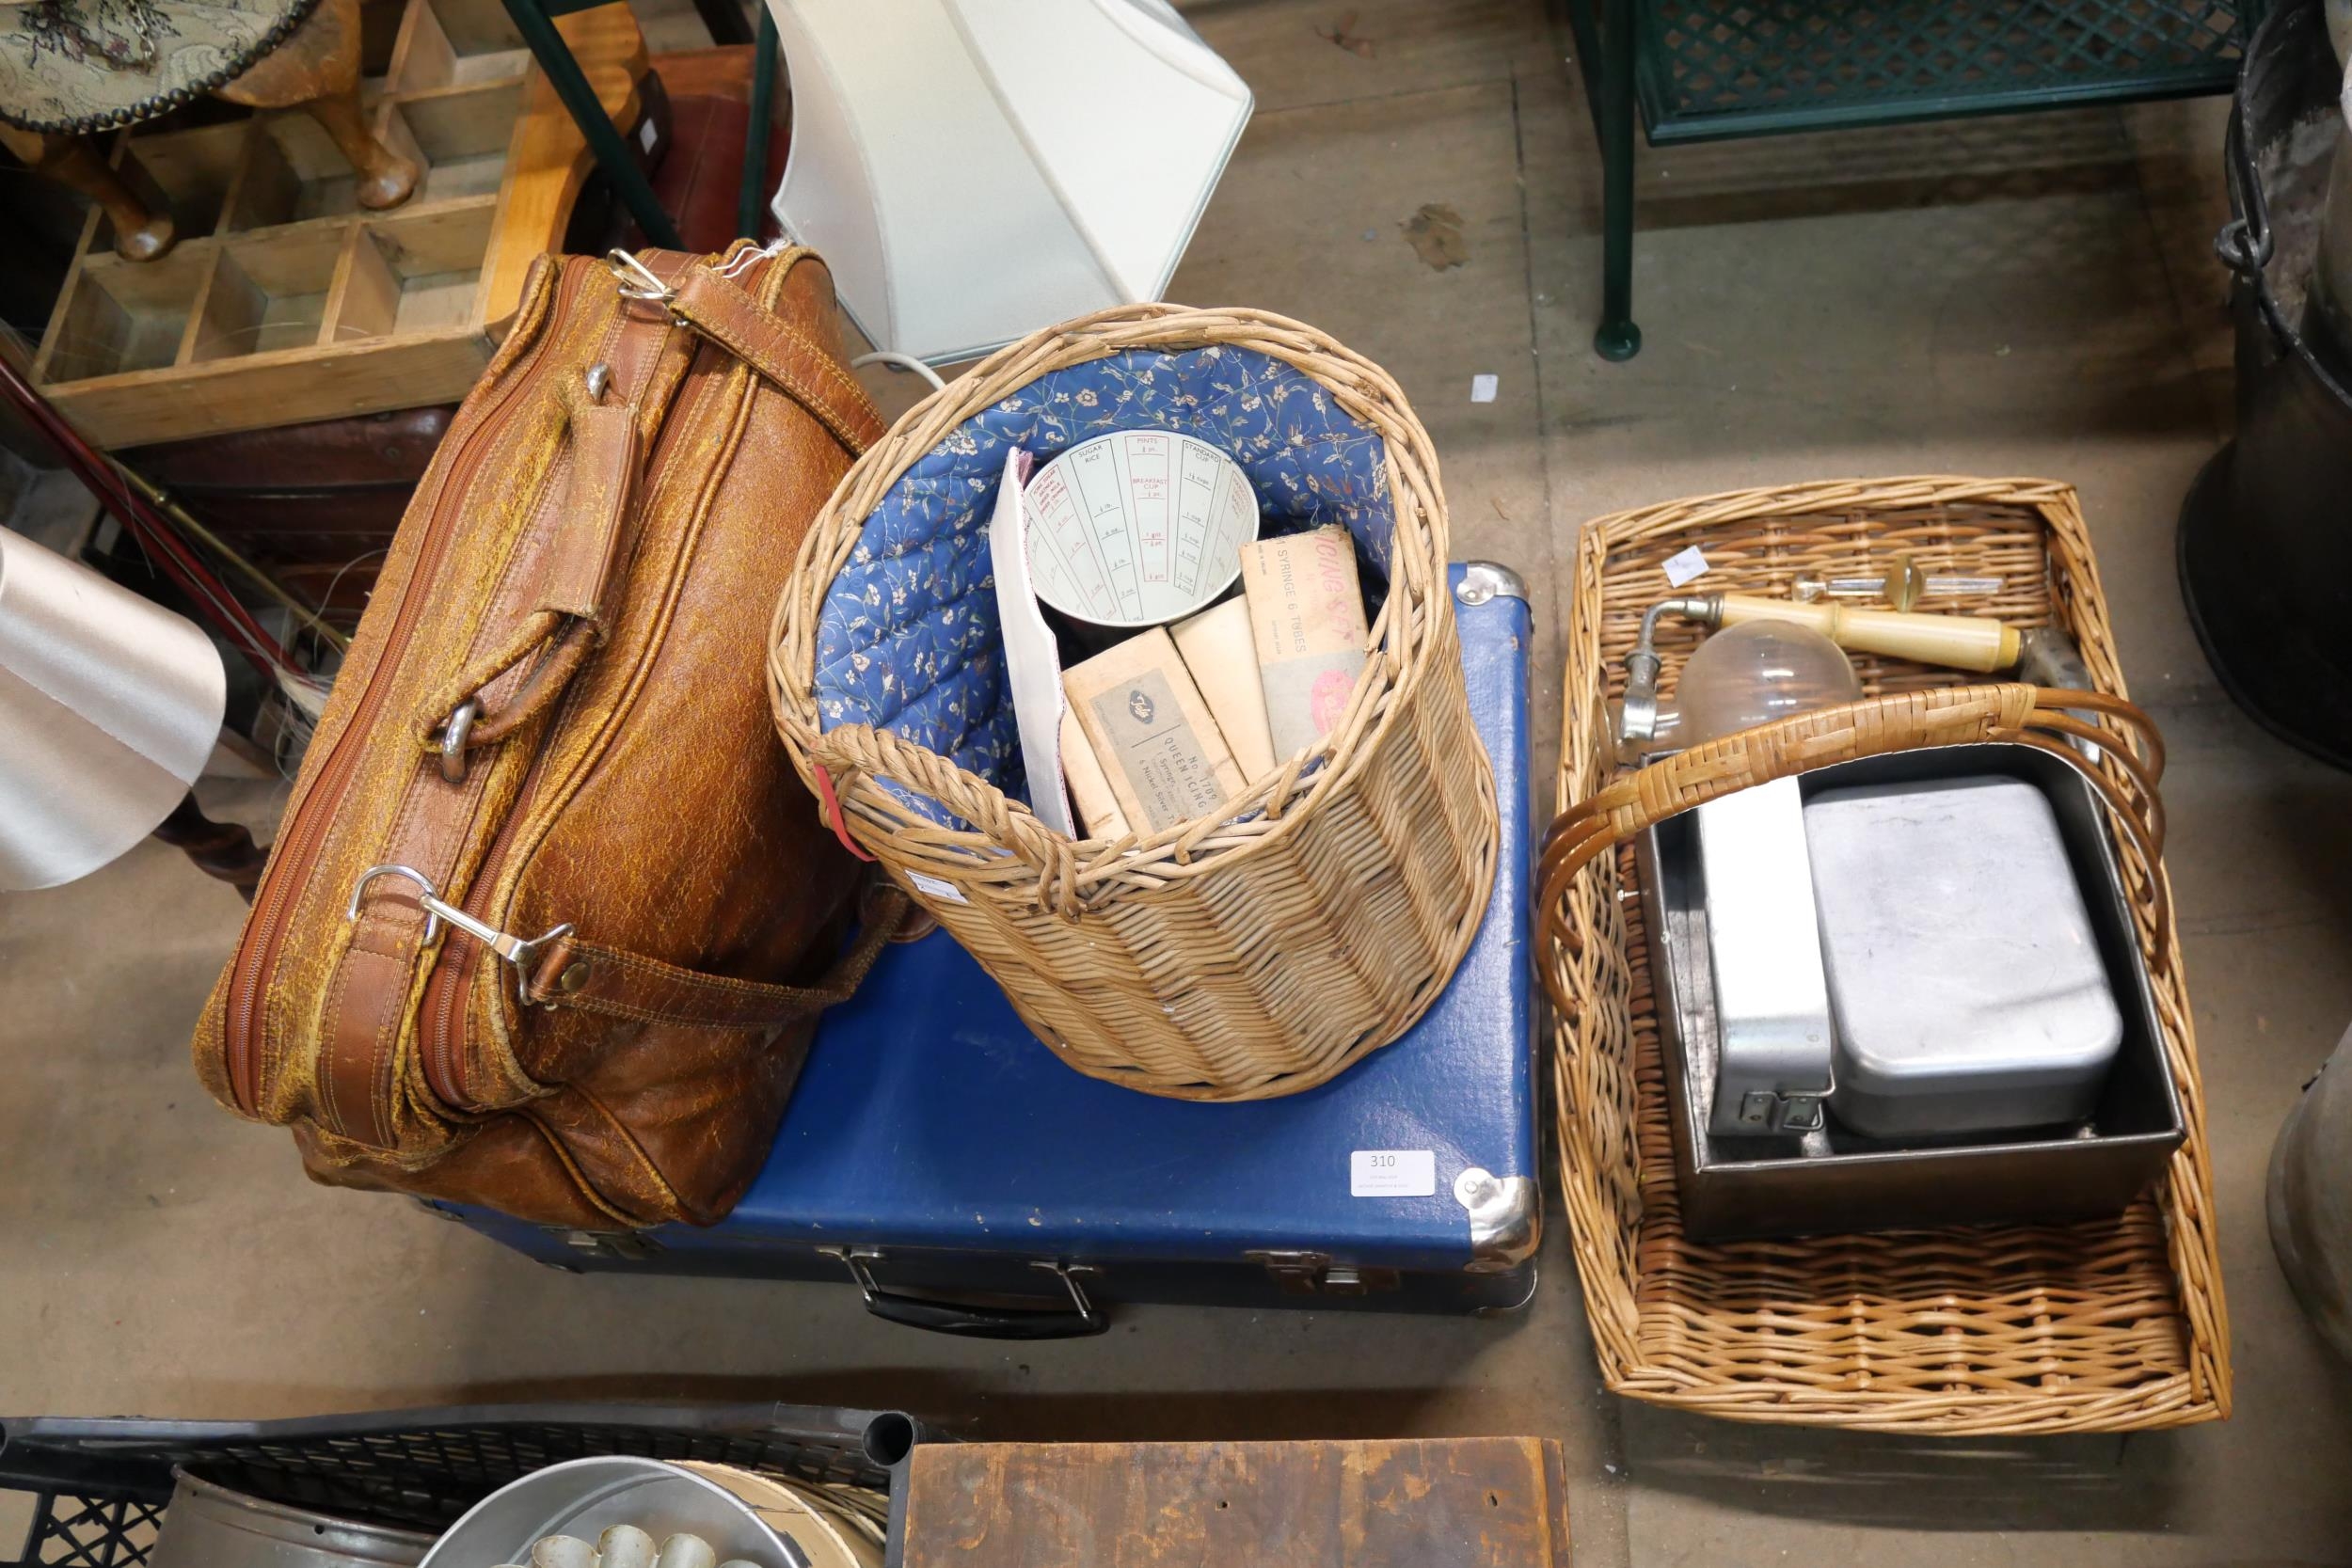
[807,721,1097,917]
[1534,683,2169,1019]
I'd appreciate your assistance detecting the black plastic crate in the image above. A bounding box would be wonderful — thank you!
[1,1402,928,1568]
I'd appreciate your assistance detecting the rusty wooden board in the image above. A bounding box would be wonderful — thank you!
[904,1436,1569,1567]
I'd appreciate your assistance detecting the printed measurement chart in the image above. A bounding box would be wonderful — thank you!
[1023,430,1258,626]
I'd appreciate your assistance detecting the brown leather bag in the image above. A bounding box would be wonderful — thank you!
[192,244,898,1229]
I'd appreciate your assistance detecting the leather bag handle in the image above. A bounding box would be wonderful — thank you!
[613,245,888,454]
[1534,683,2170,1022]
[425,249,883,761]
[416,371,640,755]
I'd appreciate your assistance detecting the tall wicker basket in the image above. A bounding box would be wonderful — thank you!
[770,306,1498,1101]
[1539,477,2229,1433]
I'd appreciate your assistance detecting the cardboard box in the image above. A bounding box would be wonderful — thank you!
[1065,628,1248,833]
[1170,597,1276,781]
[1240,525,1369,758]
[1060,707,1132,840]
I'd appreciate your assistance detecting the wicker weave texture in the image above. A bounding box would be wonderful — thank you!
[1542,476,2229,1433]
[771,306,1499,1101]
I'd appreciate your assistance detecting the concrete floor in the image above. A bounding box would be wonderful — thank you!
[8,0,2352,1562]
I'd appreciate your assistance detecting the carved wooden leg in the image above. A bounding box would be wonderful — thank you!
[151,792,267,901]
[216,0,417,209]
[0,124,175,261]
[300,86,420,209]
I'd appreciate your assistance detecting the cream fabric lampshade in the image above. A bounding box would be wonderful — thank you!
[765,0,1253,365]
[0,527,227,891]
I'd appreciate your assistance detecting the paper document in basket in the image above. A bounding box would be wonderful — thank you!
[811,347,1395,829]
[1172,597,1277,780]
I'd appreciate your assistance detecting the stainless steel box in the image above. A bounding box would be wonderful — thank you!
[1637,742,2184,1242]
[1805,774,2123,1138]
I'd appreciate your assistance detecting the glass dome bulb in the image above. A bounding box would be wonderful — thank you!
[1672,620,1861,746]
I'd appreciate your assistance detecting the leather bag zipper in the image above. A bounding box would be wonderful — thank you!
[219,265,588,1117]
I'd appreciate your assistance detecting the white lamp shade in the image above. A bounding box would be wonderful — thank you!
[0,527,226,891]
[767,0,1253,364]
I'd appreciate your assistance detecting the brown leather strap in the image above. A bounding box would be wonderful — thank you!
[668,264,888,453]
[524,884,909,1030]
[323,925,424,1144]
[418,371,649,753]
[536,381,641,628]
[462,622,597,749]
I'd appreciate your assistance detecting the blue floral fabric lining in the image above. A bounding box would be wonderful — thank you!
[814,345,1394,823]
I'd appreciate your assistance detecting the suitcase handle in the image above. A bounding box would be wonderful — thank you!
[821,1248,1108,1339]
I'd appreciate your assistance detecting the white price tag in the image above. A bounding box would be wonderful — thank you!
[907,871,969,905]
[1350,1149,1437,1197]
[1662,545,1709,587]
[1470,373,1499,404]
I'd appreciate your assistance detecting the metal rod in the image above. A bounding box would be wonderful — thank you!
[1618,594,1712,744]
[502,0,682,249]
[689,0,752,46]
[739,5,778,241]
[108,458,350,654]
[1796,574,2005,601]
[1594,0,1642,361]
[1561,0,1608,142]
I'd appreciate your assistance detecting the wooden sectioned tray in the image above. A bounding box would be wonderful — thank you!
[28,0,645,448]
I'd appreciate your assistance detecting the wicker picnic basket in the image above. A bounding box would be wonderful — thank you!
[769,305,1498,1101]
[1538,476,2230,1433]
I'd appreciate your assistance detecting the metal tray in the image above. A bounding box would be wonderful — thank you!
[1637,741,2185,1241]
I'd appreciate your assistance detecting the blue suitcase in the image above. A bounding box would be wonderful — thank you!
[429,564,1536,1337]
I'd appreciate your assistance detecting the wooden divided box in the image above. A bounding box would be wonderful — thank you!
[29,0,643,448]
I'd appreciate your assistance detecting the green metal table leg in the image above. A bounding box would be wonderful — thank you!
[502,0,683,251]
[738,4,778,241]
[1594,0,1641,361]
